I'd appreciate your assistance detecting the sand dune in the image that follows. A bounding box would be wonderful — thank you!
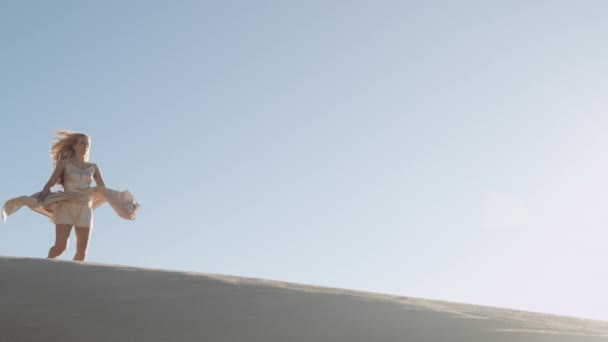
[1,256,607,342]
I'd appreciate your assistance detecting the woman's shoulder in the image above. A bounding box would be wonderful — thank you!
[85,160,98,170]
[57,158,70,166]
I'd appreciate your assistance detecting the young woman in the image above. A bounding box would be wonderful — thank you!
[3,130,140,261]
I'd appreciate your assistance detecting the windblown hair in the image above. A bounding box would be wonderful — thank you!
[50,130,90,185]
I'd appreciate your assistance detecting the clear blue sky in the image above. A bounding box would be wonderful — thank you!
[2,1,607,321]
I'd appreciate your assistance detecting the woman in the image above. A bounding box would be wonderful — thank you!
[3,130,140,261]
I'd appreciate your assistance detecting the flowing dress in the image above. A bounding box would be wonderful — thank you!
[2,161,140,224]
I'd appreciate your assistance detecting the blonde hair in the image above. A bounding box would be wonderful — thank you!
[50,130,90,185]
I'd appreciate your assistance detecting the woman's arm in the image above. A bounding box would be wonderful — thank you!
[93,163,106,187]
[37,160,66,202]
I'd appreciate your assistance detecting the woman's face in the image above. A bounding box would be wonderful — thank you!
[73,136,90,156]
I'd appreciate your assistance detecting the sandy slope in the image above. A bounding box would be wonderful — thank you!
[1,256,607,342]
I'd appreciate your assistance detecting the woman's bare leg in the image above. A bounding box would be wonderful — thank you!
[74,227,91,261]
[48,224,72,258]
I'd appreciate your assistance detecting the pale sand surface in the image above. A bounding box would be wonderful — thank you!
[1,256,607,342]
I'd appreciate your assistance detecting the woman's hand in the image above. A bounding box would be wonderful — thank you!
[93,185,106,192]
[36,190,49,203]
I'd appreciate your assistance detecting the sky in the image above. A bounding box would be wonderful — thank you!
[1,1,608,321]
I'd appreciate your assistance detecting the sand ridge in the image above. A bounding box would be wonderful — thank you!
[1,256,607,342]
